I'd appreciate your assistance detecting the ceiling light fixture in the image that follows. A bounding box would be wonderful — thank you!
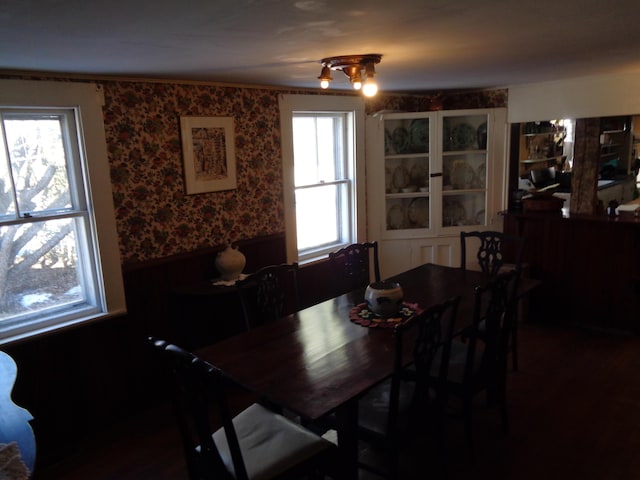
[318,54,382,97]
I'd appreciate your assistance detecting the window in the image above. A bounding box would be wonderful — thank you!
[279,95,366,263]
[0,80,125,345]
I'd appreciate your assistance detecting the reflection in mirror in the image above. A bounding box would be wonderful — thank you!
[513,116,640,215]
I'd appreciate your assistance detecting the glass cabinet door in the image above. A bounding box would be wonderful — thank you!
[382,113,433,235]
[441,112,489,229]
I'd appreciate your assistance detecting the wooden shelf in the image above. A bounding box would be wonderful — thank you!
[521,156,562,164]
[518,123,565,177]
[523,132,555,137]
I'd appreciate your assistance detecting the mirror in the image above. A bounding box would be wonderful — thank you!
[511,115,640,214]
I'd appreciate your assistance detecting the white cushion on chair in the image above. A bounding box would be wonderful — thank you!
[213,403,333,480]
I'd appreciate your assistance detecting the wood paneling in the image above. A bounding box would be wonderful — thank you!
[504,212,640,333]
[3,233,345,469]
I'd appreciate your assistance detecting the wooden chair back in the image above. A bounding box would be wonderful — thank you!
[460,230,525,277]
[463,269,519,392]
[356,296,460,478]
[148,337,247,480]
[328,241,381,295]
[392,296,461,427]
[235,263,300,330]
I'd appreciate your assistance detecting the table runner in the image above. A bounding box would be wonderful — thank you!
[349,301,422,328]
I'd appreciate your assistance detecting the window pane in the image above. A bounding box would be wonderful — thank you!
[292,115,343,186]
[316,117,338,181]
[295,184,338,250]
[0,125,16,218]
[293,117,319,186]
[0,218,84,321]
[3,116,72,215]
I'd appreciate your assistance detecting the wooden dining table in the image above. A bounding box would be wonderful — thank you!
[195,263,537,479]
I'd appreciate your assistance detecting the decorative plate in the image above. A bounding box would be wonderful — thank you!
[409,162,428,187]
[442,122,452,151]
[473,209,486,225]
[409,119,429,153]
[392,126,410,154]
[349,301,423,328]
[384,129,393,154]
[450,160,475,189]
[477,122,488,149]
[443,200,466,226]
[392,165,410,190]
[387,204,405,230]
[450,123,476,150]
[474,162,486,188]
[407,198,429,227]
[385,166,393,193]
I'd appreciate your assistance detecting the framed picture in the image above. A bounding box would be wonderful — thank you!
[180,116,236,194]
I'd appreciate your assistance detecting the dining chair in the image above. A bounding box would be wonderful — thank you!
[148,337,337,480]
[460,230,525,277]
[328,241,381,296]
[235,263,300,331]
[441,269,519,457]
[355,296,461,479]
[460,230,525,370]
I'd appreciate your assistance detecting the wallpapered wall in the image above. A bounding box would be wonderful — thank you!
[100,79,507,265]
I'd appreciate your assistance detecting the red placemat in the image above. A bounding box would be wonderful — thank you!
[349,301,423,328]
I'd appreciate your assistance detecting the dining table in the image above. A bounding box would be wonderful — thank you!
[195,262,539,479]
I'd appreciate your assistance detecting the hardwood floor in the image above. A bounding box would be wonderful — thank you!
[36,321,640,480]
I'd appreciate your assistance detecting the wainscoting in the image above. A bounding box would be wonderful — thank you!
[4,233,336,470]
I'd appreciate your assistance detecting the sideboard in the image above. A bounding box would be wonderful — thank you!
[504,210,640,334]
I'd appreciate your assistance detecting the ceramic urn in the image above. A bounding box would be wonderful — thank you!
[364,281,404,317]
[215,244,246,281]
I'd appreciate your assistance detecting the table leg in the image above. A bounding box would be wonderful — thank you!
[335,399,359,480]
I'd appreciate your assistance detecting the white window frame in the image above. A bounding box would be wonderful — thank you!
[0,79,126,345]
[279,94,366,264]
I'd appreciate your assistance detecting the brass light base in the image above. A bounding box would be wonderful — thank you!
[320,54,382,71]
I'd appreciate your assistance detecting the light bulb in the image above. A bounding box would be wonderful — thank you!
[362,78,378,97]
[362,62,378,96]
[318,66,332,90]
[352,80,362,90]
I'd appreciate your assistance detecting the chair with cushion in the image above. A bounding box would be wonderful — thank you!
[355,296,461,478]
[235,263,300,331]
[148,337,337,480]
[442,270,519,456]
[460,230,525,370]
[328,241,381,296]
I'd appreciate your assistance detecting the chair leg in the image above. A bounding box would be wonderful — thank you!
[495,376,510,434]
[512,294,529,371]
[463,396,474,457]
[500,392,510,434]
[434,414,449,479]
[511,319,519,371]
[388,444,399,480]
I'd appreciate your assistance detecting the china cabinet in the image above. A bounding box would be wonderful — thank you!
[366,108,508,276]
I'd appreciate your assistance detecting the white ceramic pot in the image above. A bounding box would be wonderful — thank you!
[364,281,404,317]
[215,245,246,281]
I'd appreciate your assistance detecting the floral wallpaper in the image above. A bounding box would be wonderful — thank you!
[96,79,506,265]
[102,82,289,264]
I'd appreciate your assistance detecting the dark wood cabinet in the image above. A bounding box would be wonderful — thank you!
[504,212,640,334]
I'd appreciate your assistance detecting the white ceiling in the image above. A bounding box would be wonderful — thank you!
[2,0,640,93]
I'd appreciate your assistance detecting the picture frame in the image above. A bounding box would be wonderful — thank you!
[180,116,236,194]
